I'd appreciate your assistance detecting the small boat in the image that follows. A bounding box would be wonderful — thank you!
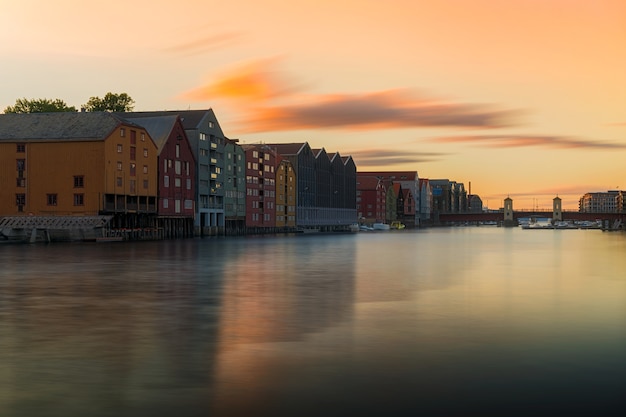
[359,225,374,231]
[372,223,390,231]
[390,221,405,230]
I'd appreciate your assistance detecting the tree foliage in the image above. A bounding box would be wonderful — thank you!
[83,92,135,112]
[3,98,77,113]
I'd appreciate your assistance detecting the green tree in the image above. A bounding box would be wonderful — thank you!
[83,92,135,112]
[4,98,77,113]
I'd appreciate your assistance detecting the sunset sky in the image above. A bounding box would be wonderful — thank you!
[1,0,624,209]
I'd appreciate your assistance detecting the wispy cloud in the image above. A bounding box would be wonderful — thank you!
[179,58,519,132]
[163,31,243,56]
[433,134,626,150]
[348,149,447,168]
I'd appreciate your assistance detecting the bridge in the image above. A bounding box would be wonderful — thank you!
[436,210,625,226]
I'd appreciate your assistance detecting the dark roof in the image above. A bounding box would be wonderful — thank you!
[267,143,307,155]
[125,115,179,152]
[0,112,131,141]
[119,109,225,136]
[356,175,382,190]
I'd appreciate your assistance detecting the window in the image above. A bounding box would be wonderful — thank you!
[143,179,148,189]
[253,151,258,158]
[117,144,123,153]
[130,163,136,176]
[73,175,84,188]
[16,159,25,171]
[117,161,122,171]
[120,128,125,137]
[16,193,25,209]
[16,144,25,153]
[175,200,181,213]
[208,121,214,128]
[130,146,136,160]
[130,179,136,194]
[199,133,207,141]
[184,200,193,209]
[130,130,136,144]
[186,178,191,190]
[117,177,122,187]
[175,161,181,175]
[164,175,169,187]
[73,194,84,206]
[176,144,180,158]
[141,132,145,141]
[163,198,169,209]
[143,165,148,174]
[143,148,148,158]
[47,194,57,206]
[16,178,26,187]
[175,178,181,187]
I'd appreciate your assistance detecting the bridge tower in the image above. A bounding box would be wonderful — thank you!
[503,196,515,227]
[553,196,562,222]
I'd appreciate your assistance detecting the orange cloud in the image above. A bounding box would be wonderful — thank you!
[433,134,626,150]
[180,57,299,102]
[180,59,518,132]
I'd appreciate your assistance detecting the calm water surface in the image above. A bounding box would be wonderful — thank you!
[0,228,625,416]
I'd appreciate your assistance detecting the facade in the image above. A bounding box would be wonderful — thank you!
[359,171,420,227]
[128,115,196,237]
[276,158,296,229]
[356,175,386,223]
[579,191,626,213]
[242,144,277,231]
[270,142,357,230]
[122,110,226,236]
[418,178,432,224]
[0,112,158,233]
[223,138,246,234]
[430,179,467,215]
[467,194,483,212]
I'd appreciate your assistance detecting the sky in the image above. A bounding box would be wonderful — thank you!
[1,0,625,210]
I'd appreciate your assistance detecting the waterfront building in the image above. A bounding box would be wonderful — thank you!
[127,115,196,237]
[430,179,467,215]
[360,171,420,227]
[356,175,386,224]
[386,182,399,223]
[0,112,158,228]
[223,138,246,234]
[418,178,432,225]
[276,158,296,229]
[467,194,483,212]
[270,142,357,230]
[242,144,278,231]
[121,110,226,236]
[397,183,416,224]
[579,191,626,213]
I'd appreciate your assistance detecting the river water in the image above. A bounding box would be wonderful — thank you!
[0,227,624,417]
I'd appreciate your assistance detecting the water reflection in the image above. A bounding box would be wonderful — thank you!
[0,230,625,416]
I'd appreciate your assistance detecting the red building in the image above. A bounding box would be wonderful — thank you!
[243,144,278,230]
[129,115,196,237]
[356,175,386,224]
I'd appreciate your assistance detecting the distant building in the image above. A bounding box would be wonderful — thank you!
[356,175,386,223]
[579,191,626,213]
[275,158,296,229]
[359,171,420,227]
[242,144,278,231]
[467,194,483,212]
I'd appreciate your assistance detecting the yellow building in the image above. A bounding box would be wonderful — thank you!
[275,158,296,228]
[0,112,158,225]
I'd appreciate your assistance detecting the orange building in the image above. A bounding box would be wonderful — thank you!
[276,158,296,228]
[0,112,158,226]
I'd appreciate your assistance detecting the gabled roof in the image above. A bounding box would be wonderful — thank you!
[356,175,383,190]
[119,109,225,136]
[126,115,179,152]
[268,142,308,155]
[0,112,132,141]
